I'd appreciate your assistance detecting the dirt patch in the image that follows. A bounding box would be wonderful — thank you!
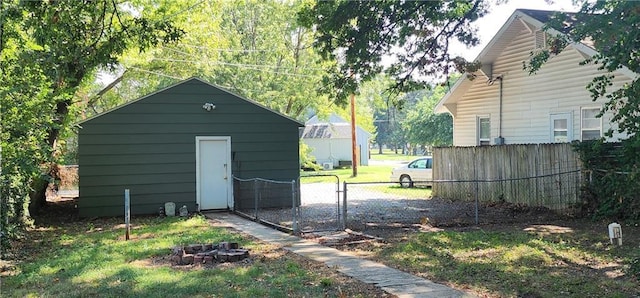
[301,229,381,246]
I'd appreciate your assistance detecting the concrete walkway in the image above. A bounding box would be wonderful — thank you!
[205,212,475,298]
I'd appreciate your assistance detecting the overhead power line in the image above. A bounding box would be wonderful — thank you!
[149,58,323,78]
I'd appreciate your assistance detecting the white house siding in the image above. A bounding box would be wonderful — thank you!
[304,138,332,166]
[452,23,632,146]
[356,128,370,166]
[303,138,353,167]
[302,113,371,166]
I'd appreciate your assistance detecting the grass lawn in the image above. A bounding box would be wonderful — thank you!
[301,164,396,183]
[370,148,423,161]
[344,221,640,298]
[301,150,425,183]
[1,214,386,298]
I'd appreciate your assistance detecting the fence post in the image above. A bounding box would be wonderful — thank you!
[291,180,298,235]
[253,180,258,220]
[474,149,479,225]
[335,176,340,231]
[342,181,347,230]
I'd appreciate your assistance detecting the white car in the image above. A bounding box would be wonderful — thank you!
[390,157,433,188]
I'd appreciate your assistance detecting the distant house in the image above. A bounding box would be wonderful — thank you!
[435,9,635,146]
[301,113,371,168]
[78,77,303,217]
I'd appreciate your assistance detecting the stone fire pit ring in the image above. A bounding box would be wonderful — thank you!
[170,241,249,265]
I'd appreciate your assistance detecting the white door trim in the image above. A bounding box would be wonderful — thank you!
[195,136,233,210]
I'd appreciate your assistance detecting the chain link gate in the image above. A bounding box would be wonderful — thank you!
[298,175,342,232]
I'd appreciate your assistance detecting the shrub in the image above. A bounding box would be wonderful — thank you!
[300,141,321,171]
[573,139,640,220]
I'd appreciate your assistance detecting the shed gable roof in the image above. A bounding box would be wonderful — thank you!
[301,123,351,139]
[435,8,637,115]
[79,77,304,127]
[302,113,372,139]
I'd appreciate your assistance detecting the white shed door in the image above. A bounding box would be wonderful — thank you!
[196,137,232,210]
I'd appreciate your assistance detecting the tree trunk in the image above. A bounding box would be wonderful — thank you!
[378,143,383,154]
[29,100,69,212]
[28,177,49,215]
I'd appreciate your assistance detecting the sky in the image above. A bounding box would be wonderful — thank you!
[452,0,581,60]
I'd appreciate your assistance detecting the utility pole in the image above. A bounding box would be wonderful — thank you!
[350,93,358,177]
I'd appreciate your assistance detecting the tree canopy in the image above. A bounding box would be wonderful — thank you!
[0,0,183,251]
[298,0,489,103]
[92,0,332,121]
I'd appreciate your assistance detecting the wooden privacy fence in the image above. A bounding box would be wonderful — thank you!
[432,143,582,210]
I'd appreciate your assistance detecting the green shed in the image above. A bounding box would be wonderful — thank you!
[78,77,304,217]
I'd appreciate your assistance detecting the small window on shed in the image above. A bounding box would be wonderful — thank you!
[534,29,547,50]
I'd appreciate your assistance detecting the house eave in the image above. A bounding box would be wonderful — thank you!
[434,74,476,115]
[436,8,639,117]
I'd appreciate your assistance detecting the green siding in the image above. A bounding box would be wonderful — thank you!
[81,123,297,134]
[78,78,302,217]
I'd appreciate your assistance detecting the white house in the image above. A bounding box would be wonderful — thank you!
[301,113,371,168]
[435,9,635,146]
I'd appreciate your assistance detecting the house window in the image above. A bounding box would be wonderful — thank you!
[550,113,573,143]
[477,116,490,146]
[581,107,602,140]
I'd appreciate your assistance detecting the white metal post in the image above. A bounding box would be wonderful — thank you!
[124,189,130,240]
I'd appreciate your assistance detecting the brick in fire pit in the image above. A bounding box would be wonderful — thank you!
[193,254,204,264]
[182,254,194,265]
[183,246,194,254]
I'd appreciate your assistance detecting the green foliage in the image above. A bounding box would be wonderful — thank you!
[359,75,403,152]
[361,74,454,153]
[98,0,331,122]
[375,227,640,297]
[0,0,183,251]
[630,256,640,281]
[3,215,377,297]
[299,141,321,171]
[572,139,640,220]
[298,0,490,103]
[403,79,456,148]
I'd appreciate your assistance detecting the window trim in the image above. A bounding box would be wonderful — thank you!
[550,112,573,143]
[477,115,491,146]
[580,107,602,141]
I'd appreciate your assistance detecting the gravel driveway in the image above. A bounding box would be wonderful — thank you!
[296,182,478,232]
[253,181,552,234]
